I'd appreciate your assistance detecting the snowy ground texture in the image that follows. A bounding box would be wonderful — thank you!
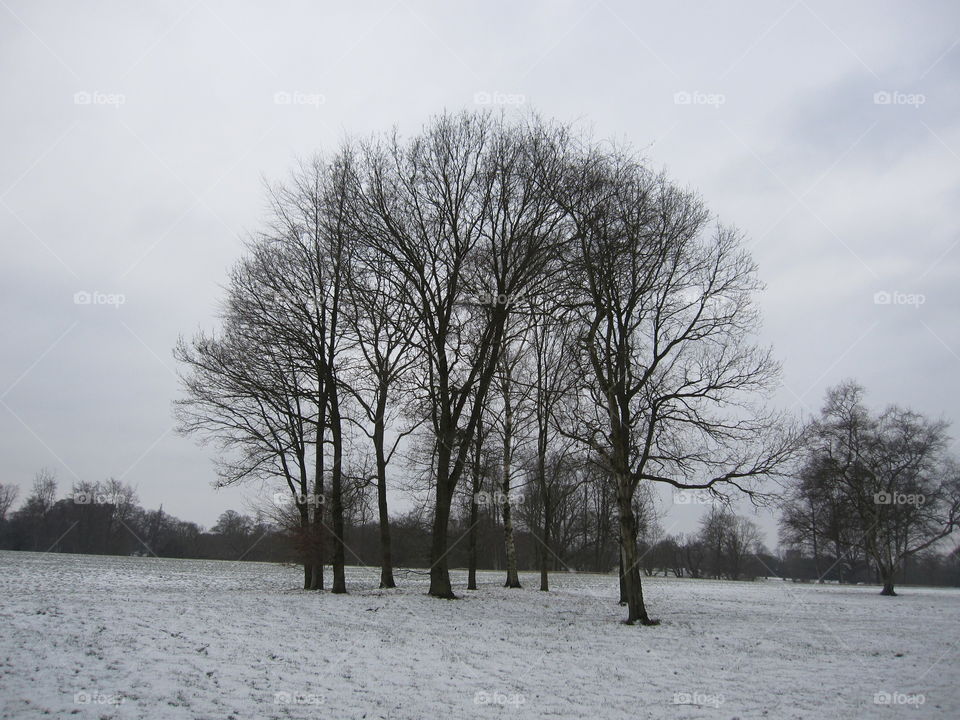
[0,551,957,719]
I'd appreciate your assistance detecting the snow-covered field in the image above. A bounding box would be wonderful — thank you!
[0,551,956,719]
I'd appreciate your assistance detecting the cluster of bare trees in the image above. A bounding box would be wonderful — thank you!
[175,111,799,624]
[779,382,960,595]
[638,508,767,581]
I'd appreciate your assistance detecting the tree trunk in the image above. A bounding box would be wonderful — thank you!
[299,501,312,590]
[536,422,550,592]
[467,427,482,591]
[618,534,626,605]
[376,486,395,589]
[539,503,550,592]
[502,492,521,588]
[617,488,656,625]
[329,392,347,594]
[879,562,897,596]
[309,420,325,591]
[467,493,479,590]
[501,391,521,589]
[810,499,821,582]
[376,473,395,589]
[429,476,455,598]
[374,408,395,589]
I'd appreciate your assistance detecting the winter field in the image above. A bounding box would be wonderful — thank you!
[0,551,957,719]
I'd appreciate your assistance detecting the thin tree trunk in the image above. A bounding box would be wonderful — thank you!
[329,392,347,594]
[310,419,325,591]
[467,426,483,591]
[539,503,550,592]
[373,399,395,589]
[501,389,520,589]
[300,498,311,590]
[375,470,395,588]
[536,420,550,592]
[502,492,521,588]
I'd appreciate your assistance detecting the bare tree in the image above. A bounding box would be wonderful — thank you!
[340,225,421,588]
[212,509,256,557]
[521,291,580,591]
[174,246,319,588]
[796,381,960,595]
[259,155,361,594]
[778,458,862,582]
[0,483,20,522]
[557,151,798,624]
[492,343,528,588]
[464,391,495,590]
[31,468,58,514]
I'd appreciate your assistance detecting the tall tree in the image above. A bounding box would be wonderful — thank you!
[349,113,569,598]
[557,153,797,624]
[794,382,960,595]
[340,226,421,588]
[175,245,319,588]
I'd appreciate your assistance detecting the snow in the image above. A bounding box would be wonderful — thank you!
[0,551,957,719]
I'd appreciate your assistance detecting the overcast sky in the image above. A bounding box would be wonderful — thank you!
[2,0,958,547]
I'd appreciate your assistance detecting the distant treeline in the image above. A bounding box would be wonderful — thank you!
[1,472,956,588]
[0,474,292,562]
